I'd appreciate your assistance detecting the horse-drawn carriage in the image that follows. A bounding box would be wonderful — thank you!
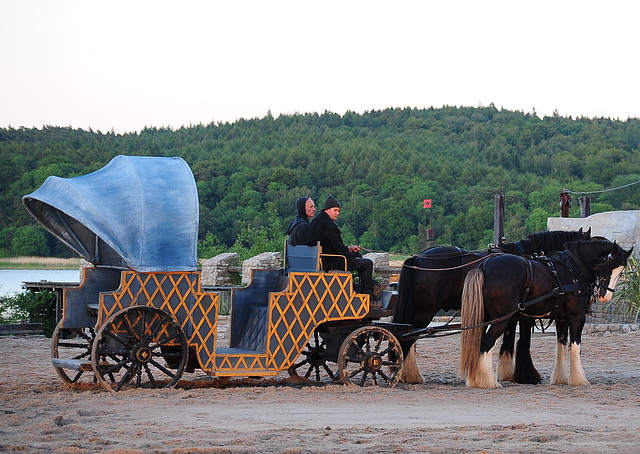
[23,155,408,392]
[24,156,633,392]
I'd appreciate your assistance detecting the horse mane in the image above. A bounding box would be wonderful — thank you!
[527,230,584,254]
[501,229,586,255]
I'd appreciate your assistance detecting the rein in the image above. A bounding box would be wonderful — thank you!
[403,254,496,272]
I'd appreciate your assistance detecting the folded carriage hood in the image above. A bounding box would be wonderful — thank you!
[22,155,199,272]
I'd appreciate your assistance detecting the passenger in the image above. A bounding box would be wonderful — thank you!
[286,197,316,246]
[307,195,387,309]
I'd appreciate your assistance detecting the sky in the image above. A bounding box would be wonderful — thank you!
[1,0,639,134]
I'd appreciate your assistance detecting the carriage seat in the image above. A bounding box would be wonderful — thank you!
[229,269,282,353]
[284,242,348,274]
[285,242,321,273]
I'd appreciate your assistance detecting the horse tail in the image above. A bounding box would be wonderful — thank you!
[392,255,418,324]
[459,267,485,380]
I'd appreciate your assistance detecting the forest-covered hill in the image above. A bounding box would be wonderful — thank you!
[2,105,640,258]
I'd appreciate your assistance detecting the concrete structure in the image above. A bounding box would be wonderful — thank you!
[201,252,239,286]
[241,252,281,285]
[547,210,639,256]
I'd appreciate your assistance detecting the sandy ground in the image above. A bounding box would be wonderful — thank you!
[2,329,640,454]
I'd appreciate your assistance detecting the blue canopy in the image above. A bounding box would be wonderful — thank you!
[22,155,199,272]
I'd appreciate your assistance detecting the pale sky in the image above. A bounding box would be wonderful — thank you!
[2,0,639,134]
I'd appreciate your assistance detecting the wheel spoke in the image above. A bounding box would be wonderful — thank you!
[338,326,403,388]
[92,306,187,392]
[377,370,393,385]
[150,330,181,349]
[122,313,141,343]
[144,364,158,388]
[288,331,335,382]
[322,364,338,381]
[70,371,85,383]
[149,358,177,378]
[115,364,136,392]
[102,327,131,349]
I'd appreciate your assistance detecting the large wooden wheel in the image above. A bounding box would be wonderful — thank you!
[91,305,187,392]
[287,331,338,382]
[337,325,403,388]
[51,320,96,384]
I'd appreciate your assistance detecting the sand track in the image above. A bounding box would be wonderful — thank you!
[1,330,639,453]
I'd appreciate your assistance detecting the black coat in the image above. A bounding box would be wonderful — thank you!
[307,210,360,270]
[286,197,311,246]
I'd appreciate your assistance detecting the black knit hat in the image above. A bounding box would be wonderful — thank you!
[323,195,341,211]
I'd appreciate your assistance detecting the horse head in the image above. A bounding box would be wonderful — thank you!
[579,240,633,303]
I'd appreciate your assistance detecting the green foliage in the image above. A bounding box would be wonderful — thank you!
[11,226,49,256]
[230,209,284,262]
[197,232,227,260]
[610,255,640,322]
[2,108,640,256]
[0,290,57,337]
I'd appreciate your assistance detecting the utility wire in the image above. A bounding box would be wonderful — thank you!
[566,178,640,195]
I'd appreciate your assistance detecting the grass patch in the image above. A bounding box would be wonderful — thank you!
[0,257,81,270]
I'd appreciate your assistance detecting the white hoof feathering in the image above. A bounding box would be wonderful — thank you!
[551,341,569,385]
[400,344,424,384]
[568,342,590,386]
[467,348,502,389]
[496,352,514,382]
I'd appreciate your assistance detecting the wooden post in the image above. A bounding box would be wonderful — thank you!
[494,194,505,245]
[579,196,591,218]
[560,188,571,217]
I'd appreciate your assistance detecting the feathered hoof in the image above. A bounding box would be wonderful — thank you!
[466,377,503,389]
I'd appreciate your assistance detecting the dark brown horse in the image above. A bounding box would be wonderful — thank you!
[459,239,631,388]
[393,229,590,383]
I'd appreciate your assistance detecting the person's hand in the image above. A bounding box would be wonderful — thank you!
[349,245,361,253]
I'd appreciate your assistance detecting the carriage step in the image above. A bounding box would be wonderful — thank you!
[87,303,99,316]
[52,358,93,371]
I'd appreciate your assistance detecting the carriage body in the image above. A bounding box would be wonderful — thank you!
[23,156,400,391]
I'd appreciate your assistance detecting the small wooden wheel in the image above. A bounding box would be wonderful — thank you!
[287,331,338,382]
[91,305,187,392]
[337,325,403,388]
[51,320,96,384]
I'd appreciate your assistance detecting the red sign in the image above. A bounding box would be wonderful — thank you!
[423,199,432,209]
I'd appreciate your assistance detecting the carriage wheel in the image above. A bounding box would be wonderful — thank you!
[287,331,338,382]
[51,320,96,384]
[337,326,403,388]
[91,305,187,392]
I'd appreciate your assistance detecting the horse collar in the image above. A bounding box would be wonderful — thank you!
[562,249,593,283]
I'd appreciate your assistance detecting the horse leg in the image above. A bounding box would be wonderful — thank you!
[568,313,589,386]
[497,318,517,382]
[399,340,424,384]
[513,318,542,384]
[467,321,509,389]
[551,321,569,384]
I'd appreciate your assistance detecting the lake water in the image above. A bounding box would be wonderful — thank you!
[0,269,81,297]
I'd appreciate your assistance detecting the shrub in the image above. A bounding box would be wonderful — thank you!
[610,255,640,322]
[0,290,57,337]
